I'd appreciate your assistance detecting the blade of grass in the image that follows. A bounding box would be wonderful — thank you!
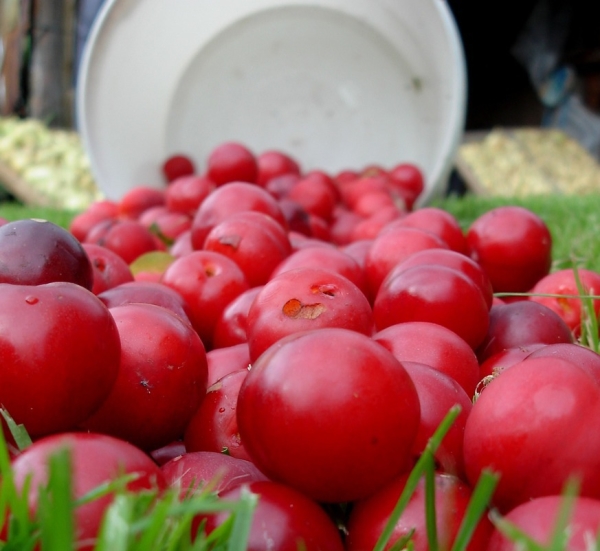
[128,491,181,551]
[37,447,75,551]
[488,482,580,551]
[572,265,600,353]
[372,405,462,551]
[94,493,137,551]
[388,529,416,551]
[0,427,37,545]
[423,453,438,551]
[225,487,258,551]
[489,510,546,551]
[74,473,141,507]
[161,509,196,551]
[547,478,579,551]
[449,469,499,551]
[0,408,32,451]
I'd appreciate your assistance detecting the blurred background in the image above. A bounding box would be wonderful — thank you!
[0,0,599,206]
[1,0,598,135]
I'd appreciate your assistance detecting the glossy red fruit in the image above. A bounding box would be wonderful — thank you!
[0,219,94,290]
[341,238,373,271]
[464,357,600,512]
[206,343,251,387]
[160,250,250,349]
[386,207,468,254]
[287,171,338,222]
[478,344,544,379]
[476,301,574,363]
[137,205,171,228]
[288,230,335,251]
[277,198,312,236]
[140,209,192,244]
[466,206,552,293]
[351,190,396,218]
[388,162,425,210]
[265,174,301,199]
[205,142,258,186]
[204,481,345,550]
[307,213,331,242]
[86,219,161,265]
[256,149,301,187]
[339,175,389,210]
[329,206,364,246]
[69,200,119,242]
[487,495,600,551]
[82,303,208,451]
[11,432,166,551]
[184,369,250,460]
[203,211,292,287]
[270,245,368,298]
[83,243,135,294]
[346,471,492,551]
[401,361,473,478]
[237,328,421,503]
[365,226,448,299]
[350,206,402,242]
[526,342,600,386]
[213,287,262,349]
[162,154,195,182]
[170,229,193,258]
[246,267,374,362]
[388,248,494,309]
[373,321,480,399]
[164,175,215,214]
[118,186,166,219]
[97,280,192,325]
[190,181,287,249]
[0,282,120,437]
[528,268,600,337]
[374,264,490,350]
[335,168,360,185]
[150,440,187,466]
[161,451,268,497]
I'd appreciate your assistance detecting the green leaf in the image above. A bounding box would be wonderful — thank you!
[0,408,32,451]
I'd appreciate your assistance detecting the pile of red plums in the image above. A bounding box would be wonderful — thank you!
[1,140,600,550]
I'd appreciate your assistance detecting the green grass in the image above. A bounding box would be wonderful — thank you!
[0,203,78,231]
[3,192,600,272]
[0,405,589,551]
[0,407,498,551]
[435,193,600,272]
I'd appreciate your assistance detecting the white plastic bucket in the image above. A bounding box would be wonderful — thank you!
[76,0,467,206]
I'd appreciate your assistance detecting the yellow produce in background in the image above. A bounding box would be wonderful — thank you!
[0,117,103,211]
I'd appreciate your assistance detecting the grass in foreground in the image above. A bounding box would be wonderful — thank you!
[1,407,595,551]
[0,407,500,551]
